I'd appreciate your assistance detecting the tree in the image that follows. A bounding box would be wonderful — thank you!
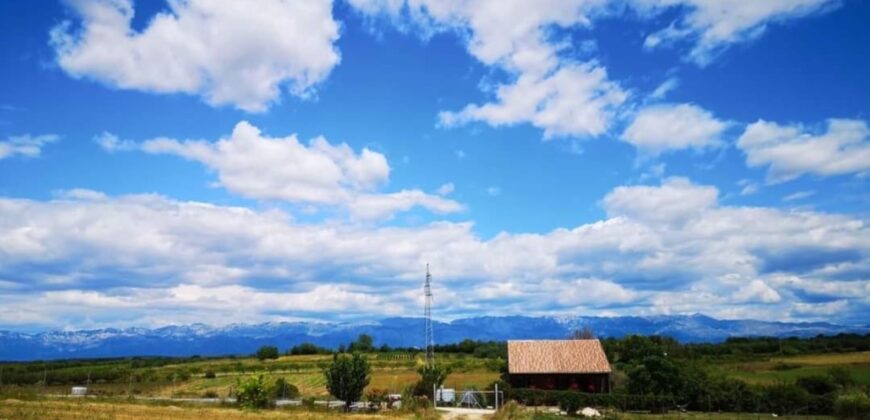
[626,355,683,396]
[256,345,279,361]
[413,364,452,397]
[236,374,272,409]
[288,343,329,355]
[323,353,371,412]
[569,327,595,339]
[349,334,374,353]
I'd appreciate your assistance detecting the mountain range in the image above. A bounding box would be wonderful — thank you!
[1,314,867,361]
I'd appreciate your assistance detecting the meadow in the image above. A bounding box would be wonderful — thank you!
[1,335,869,418]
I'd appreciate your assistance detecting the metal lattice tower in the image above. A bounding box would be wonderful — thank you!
[423,263,435,366]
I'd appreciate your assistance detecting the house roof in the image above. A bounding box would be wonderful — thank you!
[507,339,612,374]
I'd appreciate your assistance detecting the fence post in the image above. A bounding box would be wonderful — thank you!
[433,384,437,408]
[495,383,499,411]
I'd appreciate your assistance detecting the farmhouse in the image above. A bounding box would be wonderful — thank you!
[507,339,611,392]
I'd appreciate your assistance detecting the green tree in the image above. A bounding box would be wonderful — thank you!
[236,374,272,409]
[349,334,374,352]
[323,353,371,412]
[626,355,683,396]
[413,364,452,397]
[256,345,280,361]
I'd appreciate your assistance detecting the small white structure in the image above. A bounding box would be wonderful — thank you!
[581,407,602,417]
[436,387,455,403]
[71,386,87,396]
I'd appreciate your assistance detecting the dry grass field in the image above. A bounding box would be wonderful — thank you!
[0,398,419,420]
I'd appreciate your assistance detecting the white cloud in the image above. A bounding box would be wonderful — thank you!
[0,134,59,159]
[737,119,870,183]
[738,179,759,196]
[636,0,837,65]
[650,77,679,100]
[436,183,455,196]
[353,0,628,139]
[0,177,866,328]
[441,63,628,138]
[783,191,815,202]
[110,121,462,219]
[603,177,718,224]
[622,103,727,153]
[734,279,781,303]
[50,0,340,112]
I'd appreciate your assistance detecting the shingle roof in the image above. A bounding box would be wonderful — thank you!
[507,339,611,374]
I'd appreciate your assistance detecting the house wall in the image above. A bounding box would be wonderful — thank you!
[508,373,610,393]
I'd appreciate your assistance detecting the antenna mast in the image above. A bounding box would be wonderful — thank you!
[424,263,435,366]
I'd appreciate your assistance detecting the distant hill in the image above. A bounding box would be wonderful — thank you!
[1,314,867,361]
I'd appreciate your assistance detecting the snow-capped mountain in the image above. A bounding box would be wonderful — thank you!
[0,314,866,361]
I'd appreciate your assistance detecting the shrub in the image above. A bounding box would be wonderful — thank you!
[202,390,219,399]
[763,382,811,415]
[491,400,522,420]
[797,374,838,395]
[204,370,216,379]
[366,387,389,409]
[236,374,272,409]
[834,391,870,420]
[829,367,855,388]
[273,378,299,399]
[302,397,316,408]
[256,345,280,361]
[773,362,801,371]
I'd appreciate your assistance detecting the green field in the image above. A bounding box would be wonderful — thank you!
[714,352,870,386]
[1,347,868,419]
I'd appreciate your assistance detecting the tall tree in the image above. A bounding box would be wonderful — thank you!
[323,353,371,412]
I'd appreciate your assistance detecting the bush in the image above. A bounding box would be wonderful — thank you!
[834,391,870,420]
[202,390,219,399]
[797,374,838,395]
[204,370,216,379]
[288,342,329,355]
[256,345,280,361]
[236,374,272,409]
[763,382,811,415]
[273,378,299,399]
[366,388,389,409]
[491,400,522,420]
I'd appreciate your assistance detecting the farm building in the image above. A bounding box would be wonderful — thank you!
[507,339,611,392]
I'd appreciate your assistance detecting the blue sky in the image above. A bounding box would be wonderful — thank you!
[0,0,868,331]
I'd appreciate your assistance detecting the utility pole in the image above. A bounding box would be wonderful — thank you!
[423,264,435,366]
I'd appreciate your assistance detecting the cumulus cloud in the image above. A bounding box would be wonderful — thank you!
[603,177,718,224]
[636,0,837,65]
[50,0,340,112]
[0,177,866,328]
[352,0,628,139]
[102,121,462,219]
[349,0,831,139]
[622,103,727,153]
[737,118,870,183]
[0,134,59,159]
[440,63,627,138]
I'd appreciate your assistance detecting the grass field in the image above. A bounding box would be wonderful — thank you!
[714,351,870,386]
[0,398,839,420]
[0,398,413,420]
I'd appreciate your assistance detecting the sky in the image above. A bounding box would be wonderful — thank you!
[0,0,868,332]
